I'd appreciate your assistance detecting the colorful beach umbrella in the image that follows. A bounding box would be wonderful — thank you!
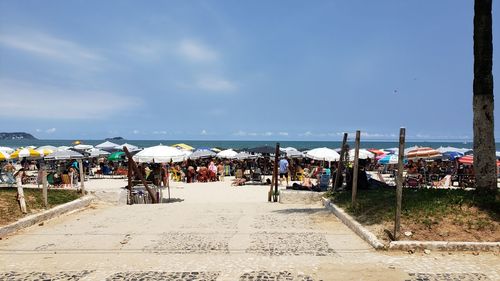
[171,143,194,151]
[36,145,58,156]
[10,147,42,159]
[378,154,407,165]
[442,151,463,161]
[458,155,500,166]
[0,151,10,161]
[108,151,126,162]
[368,149,386,156]
[406,147,441,159]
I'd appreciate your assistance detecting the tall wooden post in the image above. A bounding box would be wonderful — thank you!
[351,130,361,205]
[269,143,280,202]
[123,147,157,204]
[78,159,85,194]
[334,133,348,190]
[41,162,48,208]
[394,127,406,240]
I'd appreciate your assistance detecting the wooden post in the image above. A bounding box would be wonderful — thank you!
[123,147,157,204]
[351,130,361,205]
[394,127,406,240]
[334,133,348,190]
[16,180,27,214]
[78,159,85,194]
[42,163,48,208]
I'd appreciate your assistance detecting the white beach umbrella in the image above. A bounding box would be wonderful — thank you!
[133,145,185,163]
[305,147,340,161]
[115,143,140,152]
[57,146,71,151]
[73,144,94,151]
[36,145,58,156]
[348,149,375,161]
[0,146,14,154]
[10,147,42,159]
[95,141,119,150]
[45,150,84,160]
[0,151,10,161]
[88,148,111,158]
[216,149,238,159]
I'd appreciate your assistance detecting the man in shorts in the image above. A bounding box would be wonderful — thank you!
[279,157,289,186]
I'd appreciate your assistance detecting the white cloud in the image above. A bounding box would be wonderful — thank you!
[0,30,103,68]
[35,129,42,132]
[45,128,56,134]
[263,132,273,136]
[201,129,208,135]
[132,130,140,134]
[177,39,217,62]
[233,130,247,136]
[0,79,140,119]
[196,77,236,92]
[278,132,289,136]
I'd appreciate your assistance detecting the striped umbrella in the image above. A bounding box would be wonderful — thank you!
[0,146,14,154]
[10,147,42,159]
[406,147,441,159]
[36,145,58,156]
[458,155,500,166]
[0,151,10,161]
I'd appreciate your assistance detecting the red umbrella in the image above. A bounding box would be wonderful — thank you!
[458,155,500,166]
[368,148,386,156]
[406,147,441,159]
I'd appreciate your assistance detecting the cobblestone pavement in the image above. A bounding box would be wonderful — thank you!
[0,181,498,280]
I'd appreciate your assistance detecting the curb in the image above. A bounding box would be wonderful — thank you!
[0,195,94,238]
[322,197,500,252]
[322,197,385,250]
[389,241,500,252]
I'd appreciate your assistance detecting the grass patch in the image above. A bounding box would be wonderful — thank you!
[328,188,499,242]
[0,187,82,226]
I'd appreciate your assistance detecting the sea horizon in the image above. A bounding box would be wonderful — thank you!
[0,138,483,151]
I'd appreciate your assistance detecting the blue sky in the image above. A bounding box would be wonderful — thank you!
[0,0,498,141]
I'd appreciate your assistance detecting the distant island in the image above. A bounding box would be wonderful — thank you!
[105,136,124,141]
[0,132,37,140]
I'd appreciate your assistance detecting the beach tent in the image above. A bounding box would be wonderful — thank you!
[96,141,119,151]
[10,147,42,159]
[0,151,10,161]
[216,149,238,159]
[189,149,216,160]
[304,147,340,161]
[133,145,185,163]
[45,150,83,160]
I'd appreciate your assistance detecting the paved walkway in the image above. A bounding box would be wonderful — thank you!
[0,179,498,280]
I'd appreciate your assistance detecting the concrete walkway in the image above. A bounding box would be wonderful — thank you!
[0,179,498,280]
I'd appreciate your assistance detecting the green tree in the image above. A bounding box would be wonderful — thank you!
[473,0,497,195]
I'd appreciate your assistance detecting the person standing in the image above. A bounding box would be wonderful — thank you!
[279,157,289,186]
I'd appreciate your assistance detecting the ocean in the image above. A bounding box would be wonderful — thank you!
[0,139,476,151]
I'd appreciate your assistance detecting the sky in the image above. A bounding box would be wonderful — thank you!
[0,0,499,141]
